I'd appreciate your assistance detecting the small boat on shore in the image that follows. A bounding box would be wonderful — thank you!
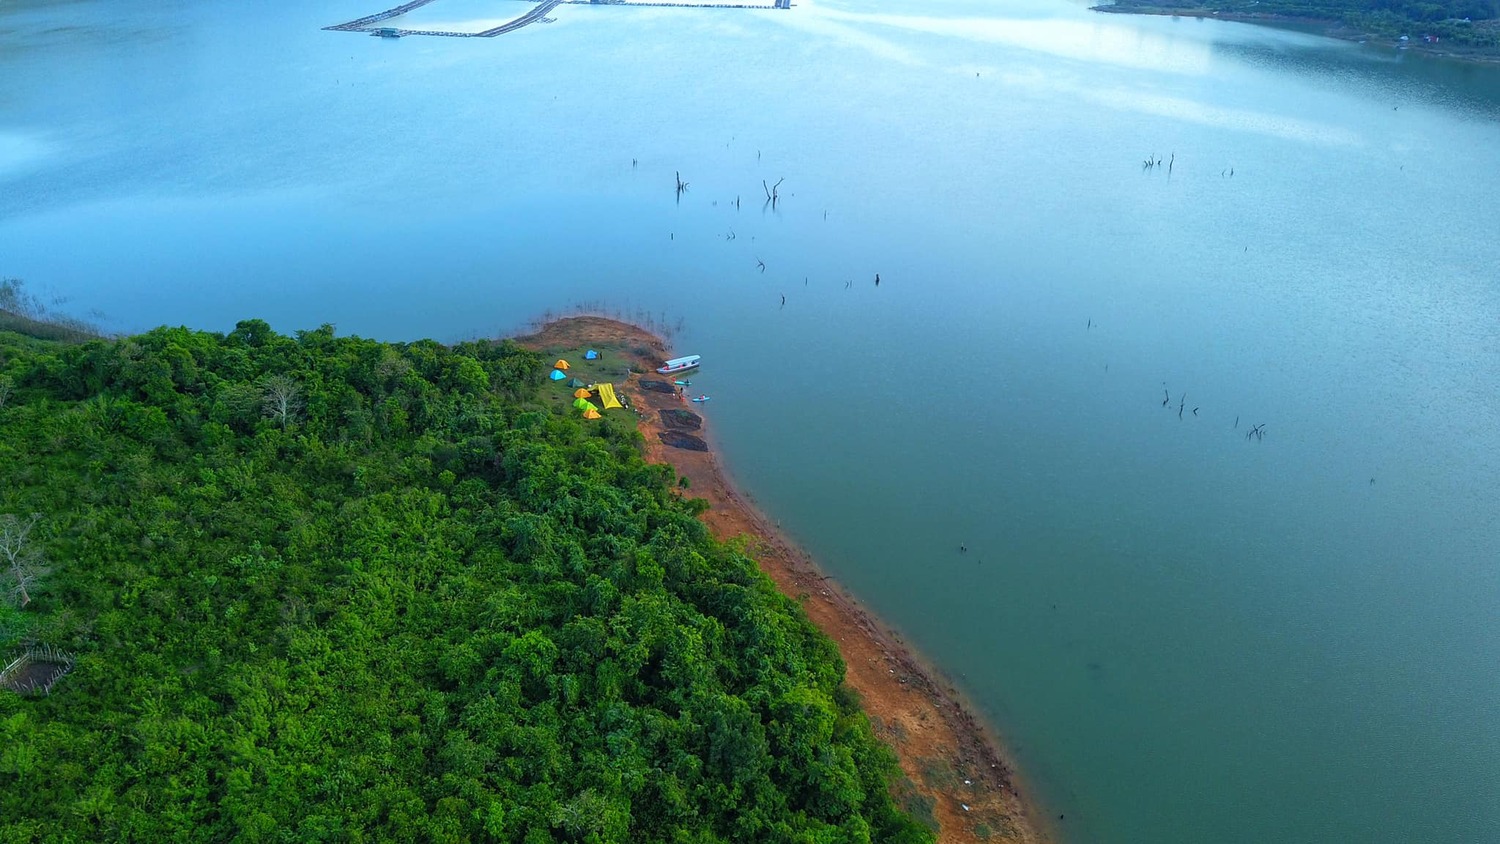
[657,355,700,376]
[673,379,691,387]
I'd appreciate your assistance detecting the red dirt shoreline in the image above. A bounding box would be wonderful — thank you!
[516,316,1052,844]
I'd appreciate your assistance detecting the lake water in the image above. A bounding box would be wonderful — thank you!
[3,0,1498,840]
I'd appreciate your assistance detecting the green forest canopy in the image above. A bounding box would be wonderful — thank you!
[0,319,933,843]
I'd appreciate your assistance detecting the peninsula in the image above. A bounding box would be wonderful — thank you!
[0,305,1046,843]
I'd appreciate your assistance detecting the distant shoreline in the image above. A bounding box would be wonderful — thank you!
[515,315,1054,844]
[1092,3,1500,64]
[0,306,104,344]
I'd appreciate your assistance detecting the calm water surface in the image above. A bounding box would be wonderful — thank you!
[3,1,1498,841]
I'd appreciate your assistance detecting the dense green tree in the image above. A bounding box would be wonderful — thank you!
[0,321,932,843]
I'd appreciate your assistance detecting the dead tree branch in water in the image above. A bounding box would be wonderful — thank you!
[762,178,785,210]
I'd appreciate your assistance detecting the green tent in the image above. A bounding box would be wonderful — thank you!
[567,378,587,388]
[573,397,592,410]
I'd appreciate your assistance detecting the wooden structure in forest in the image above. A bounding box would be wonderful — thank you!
[0,645,75,696]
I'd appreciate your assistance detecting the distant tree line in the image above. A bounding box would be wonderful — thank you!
[1103,0,1500,48]
[0,278,102,344]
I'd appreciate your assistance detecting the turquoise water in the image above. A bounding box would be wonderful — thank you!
[3,1,1499,841]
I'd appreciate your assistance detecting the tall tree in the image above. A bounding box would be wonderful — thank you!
[0,514,45,608]
[261,374,302,427]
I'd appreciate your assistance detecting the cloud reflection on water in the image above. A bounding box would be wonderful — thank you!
[0,132,50,178]
[780,1,1362,146]
[801,3,1215,73]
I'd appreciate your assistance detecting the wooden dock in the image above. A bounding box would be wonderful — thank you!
[323,0,444,32]
[325,0,564,36]
[325,0,785,38]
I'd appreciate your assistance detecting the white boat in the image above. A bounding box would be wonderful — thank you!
[656,355,700,375]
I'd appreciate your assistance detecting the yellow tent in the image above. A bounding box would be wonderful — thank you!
[573,388,592,398]
[583,408,602,420]
[554,359,570,370]
[596,383,623,410]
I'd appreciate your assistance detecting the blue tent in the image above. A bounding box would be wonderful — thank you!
[585,349,599,360]
[549,369,567,381]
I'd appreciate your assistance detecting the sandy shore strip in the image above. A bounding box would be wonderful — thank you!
[516,316,1053,844]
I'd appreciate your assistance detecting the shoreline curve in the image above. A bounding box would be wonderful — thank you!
[515,315,1054,844]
